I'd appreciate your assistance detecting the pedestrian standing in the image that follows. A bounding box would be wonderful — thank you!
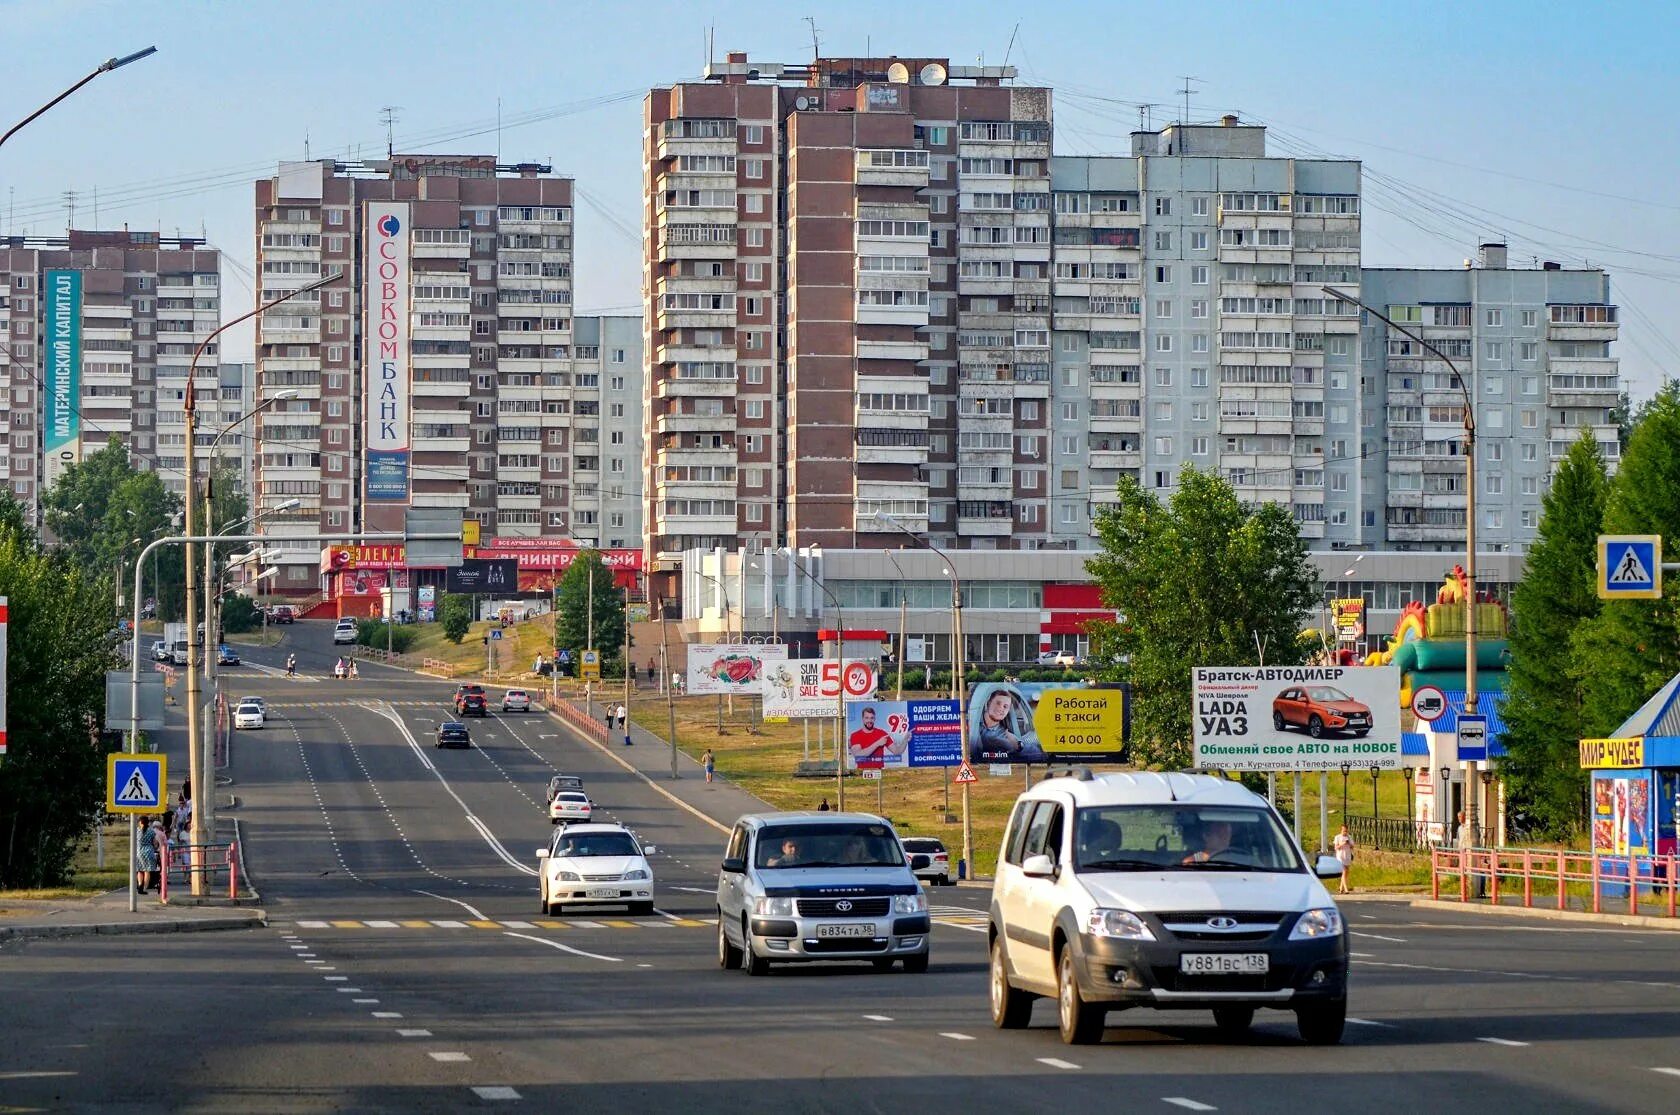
[702,748,715,783]
[602,705,613,733]
[135,814,159,894]
[1332,823,1354,894]
[817,798,830,812]
[647,657,657,686]
[175,781,194,843]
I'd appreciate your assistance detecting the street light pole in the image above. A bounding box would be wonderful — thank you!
[779,548,848,812]
[874,512,971,880]
[0,47,157,151]
[696,570,734,736]
[183,271,339,894]
[1327,287,1480,842]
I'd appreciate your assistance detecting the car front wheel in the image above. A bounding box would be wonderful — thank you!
[741,918,770,976]
[1057,944,1104,1045]
[1297,998,1347,1045]
[1308,715,1325,738]
[902,951,929,974]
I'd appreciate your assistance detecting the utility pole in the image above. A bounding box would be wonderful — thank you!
[895,590,906,700]
[585,565,595,714]
[622,580,632,746]
[658,595,680,778]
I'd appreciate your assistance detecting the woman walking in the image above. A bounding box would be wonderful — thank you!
[701,748,715,783]
[1332,823,1355,894]
[135,814,161,894]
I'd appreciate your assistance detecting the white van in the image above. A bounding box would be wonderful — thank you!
[986,770,1348,1045]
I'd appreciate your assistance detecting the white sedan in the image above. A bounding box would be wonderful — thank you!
[536,823,655,916]
[233,701,266,730]
[548,790,595,826]
[501,688,532,713]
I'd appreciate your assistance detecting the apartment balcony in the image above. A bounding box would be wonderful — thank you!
[1547,307,1617,343]
[412,352,472,370]
[656,132,736,161]
[413,435,471,455]
[956,275,1013,297]
[656,235,737,261]
[656,375,735,399]
[655,445,736,470]
[656,478,735,502]
[414,235,472,260]
[656,412,736,436]
[857,442,927,466]
[1088,449,1142,471]
[659,274,736,296]
[655,307,734,331]
[855,150,930,188]
[855,508,928,534]
[956,503,1014,537]
[857,338,929,362]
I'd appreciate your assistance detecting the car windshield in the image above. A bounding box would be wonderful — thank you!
[238,704,261,714]
[755,822,907,869]
[507,691,526,699]
[552,832,638,858]
[1304,687,1350,702]
[1071,805,1303,873]
[902,839,944,853]
[557,792,588,803]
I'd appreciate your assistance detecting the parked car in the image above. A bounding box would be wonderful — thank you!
[233,701,266,730]
[546,774,585,802]
[435,721,472,750]
[549,790,595,826]
[986,769,1348,1046]
[536,823,655,916]
[1036,650,1080,668]
[716,811,931,976]
[902,837,952,886]
[332,618,358,645]
[1272,685,1372,738]
[216,644,241,667]
[269,604,296,624]
[151,640,170,662]
[454,684,488,717]
[501,688,532,713]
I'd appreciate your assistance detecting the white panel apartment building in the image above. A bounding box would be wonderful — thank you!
[254,157,640,594]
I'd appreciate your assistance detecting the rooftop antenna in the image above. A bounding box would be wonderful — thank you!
[496,97,502,163]
[804,16,820,61]
[304,130,310,160]
[92,185,98,228]
[1177,76,1200,126]
[62,189,75,232]
[1002,21,1019,67]
[379,105,401,158]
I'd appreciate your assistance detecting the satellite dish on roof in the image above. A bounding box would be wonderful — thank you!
[794,94,813,110]
[887,62,911,84]
[919,62,947,86]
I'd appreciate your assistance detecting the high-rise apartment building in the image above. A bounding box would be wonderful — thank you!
[0,230,222,517]
[643,53,1051,599]
[1361,248,1620,550]
[255,156,597,594]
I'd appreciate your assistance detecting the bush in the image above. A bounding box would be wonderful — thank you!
[438,593,471,644]
[221,595,263,634]
[356,619,416,654]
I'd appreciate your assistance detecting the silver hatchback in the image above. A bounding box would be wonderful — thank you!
[715,812,931,976]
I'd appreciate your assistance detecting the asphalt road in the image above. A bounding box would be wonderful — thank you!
[5,623,1680,1112]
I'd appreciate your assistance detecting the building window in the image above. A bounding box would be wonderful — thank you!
[1485,509,1503,529]
[1189,231,1208,252]
[744,194,765,214]
[1155,265,1171,283]
[1485,308,1503,327]
[1154,367,1172,387]
[1191,402,1210,421]
[1154,436,1173,455]
[1521,476,1539,495]
[1521,409,1537,428]
[1191,196,1209,217]
[1485,341,1503,360]
[1486,377,1504,396]
[1190,367,1208,387]
[1521,342,1538,361]
[1486,473,1503,494]
[1155,334,1172,353]
[1190,298,1208,319]
[1191,265,1209,285]
[1154,197,1172,216]
[1153,231,1173,252]
[1191,334,1209,353]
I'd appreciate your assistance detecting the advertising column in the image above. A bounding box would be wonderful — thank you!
[43,270,83,489]
[363,202,411,506]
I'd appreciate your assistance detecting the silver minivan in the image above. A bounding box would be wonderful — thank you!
[716,812,931,975]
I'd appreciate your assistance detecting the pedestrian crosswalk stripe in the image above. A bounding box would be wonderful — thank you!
[330,920,362,928]
[282,915,972,932]
[468,920,500,929]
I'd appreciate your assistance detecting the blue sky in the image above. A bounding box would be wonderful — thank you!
[3,0,1677,397]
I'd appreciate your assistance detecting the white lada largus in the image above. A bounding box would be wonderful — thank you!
[987,770,1348,1045]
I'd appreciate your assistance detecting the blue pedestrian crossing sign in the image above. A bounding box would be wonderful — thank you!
[1598,534,1662,600]
[107,753,167,814]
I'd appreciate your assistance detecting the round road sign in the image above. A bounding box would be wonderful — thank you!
[1411,685,1448,722]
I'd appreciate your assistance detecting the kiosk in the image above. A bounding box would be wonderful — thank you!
[1578,671,1680,897]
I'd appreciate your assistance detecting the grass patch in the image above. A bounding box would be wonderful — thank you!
[0,816,130,900]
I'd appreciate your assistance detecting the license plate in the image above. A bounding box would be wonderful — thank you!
[1179,952,1269,975]
[816,923,878,938]
[588,887,620,899]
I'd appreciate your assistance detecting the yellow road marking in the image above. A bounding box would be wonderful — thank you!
[400,920,432,928]
[601,919,638,929]
[533,920,566,929]
[468,920,501,929]
[330,920,362,928]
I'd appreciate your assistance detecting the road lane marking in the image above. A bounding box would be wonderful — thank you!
[397,1029,432,1037]
[373,1012,403,1019]
[336,988,363,994]
[602,919,638,929]
[330,920,361,928]
[472,1087,522,1100]
[401,920,432,928]
[567,919,606,929]
[0,1071,78,1079]
[1652,1067,1680,1077]
[414,890,490,921]
[939,1032,975,1041]
[468,920,502,930]
[1349,952,1375,958]
[863,1014,894,1022]
[364,920,398,929]
[432,920,467,929]
[1037,1057,1081,1070]
[503,930,623,963]
[297,921,329,928]
[1351,932,1408,942]
[1477,1037,1531,1047]
[671,886,715,894]
[430,1052,471,1063]
[1346,1018,1394,1028]
[1163,1101,1216,1112]
[353,999,379,1004]
[325,976,348,982]
[501,920,536,929]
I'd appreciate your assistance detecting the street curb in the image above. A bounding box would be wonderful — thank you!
[1408,897,1680,931]
[0,911,266,941]
[544,706,732,836]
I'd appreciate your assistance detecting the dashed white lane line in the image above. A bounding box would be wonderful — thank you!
[336,988,364,994]
[863,1014,894,1022]
[939,1032,975,1041]
[353,999,379,1004]
[429,1052,471,1063]
[472,1087,522,1100]
[1652,1067,1680,1078]
[1351,932,1408,942]
[397,1029,432,1038]
[1477,1037,1531,1047]
[373,1012,403,1019]
[1163,1099,1216,1112]
[1346,1018,1394,1028]
[1037,1057,1081,1070]
[325,976,348,982]
[1349,951,1375,958]
[503,930,623,964]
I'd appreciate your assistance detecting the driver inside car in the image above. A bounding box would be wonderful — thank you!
[1181,819,1234,864]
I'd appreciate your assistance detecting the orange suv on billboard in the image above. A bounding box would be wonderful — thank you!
[1272,685,1372,738]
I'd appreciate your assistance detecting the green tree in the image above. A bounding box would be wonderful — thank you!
[1497,430,1608,837]
[1572,382,1680,738]
[1086,469,1321,769]
[438,593,471,644]
[220,595,263,635]
[0,498,124,887]
[554,549,627,671]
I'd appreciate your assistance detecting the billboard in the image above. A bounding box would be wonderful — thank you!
[444,558,519,594]
[44,269,82,488]
[760,659,878,720]
[966,680,1129,764]
[844,699,963,769]
[363,201,411,501]
[417,583,436,623]
[1191,665,1402,771]
[687,643,788,696]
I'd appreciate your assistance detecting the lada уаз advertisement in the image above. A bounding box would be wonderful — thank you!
[1192,666,1402,772]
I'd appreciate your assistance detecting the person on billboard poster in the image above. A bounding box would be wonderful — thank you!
[968,684,1044,762]
[847,705,908,768]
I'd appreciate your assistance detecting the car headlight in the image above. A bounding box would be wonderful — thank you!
[754,896,795,917]
[1289,907,1344,940]
[894,892,928,915]
[556,870,580,882]
[623,868,650,881]
[1085,908,1156,941]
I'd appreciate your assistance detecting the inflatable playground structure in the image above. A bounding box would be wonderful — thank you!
[1361,564,1510,725]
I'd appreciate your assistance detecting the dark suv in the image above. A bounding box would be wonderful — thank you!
[436,721,472,749]
[454,684,488,717]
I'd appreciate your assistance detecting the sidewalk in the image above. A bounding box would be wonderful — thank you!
[551,694,770,838]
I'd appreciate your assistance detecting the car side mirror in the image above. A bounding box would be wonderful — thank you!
[535,849,549,859]
[643,845,658,855]
[720,857,746,874]
[1022,853,1057,879]
[1314,854,1344,880]
[910,854,931,871]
